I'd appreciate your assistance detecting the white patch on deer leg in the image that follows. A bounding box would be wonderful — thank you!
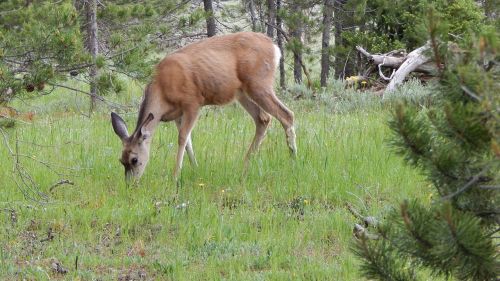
[186,136,198,167]
[286,127,297,156]
[174,135,188,180]
[173,127,195,181]
[176,118,197,168]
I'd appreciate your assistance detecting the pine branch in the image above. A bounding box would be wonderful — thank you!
[440,165,490,201]
[353,237,417,281]
[442,206,499,280]
[392,105,427,162]
[400,202,433,250]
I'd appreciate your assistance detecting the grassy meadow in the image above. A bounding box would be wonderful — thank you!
[0,81,432,280]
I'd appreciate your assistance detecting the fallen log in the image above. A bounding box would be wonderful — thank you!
[356,45,436,74]
[356,43,438,93]
[386,43,432,92]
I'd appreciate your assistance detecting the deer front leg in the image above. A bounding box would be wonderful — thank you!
[175,117,198,168]
[173,109,199,181]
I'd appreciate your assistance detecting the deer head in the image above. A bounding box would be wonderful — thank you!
[111,112,155,183]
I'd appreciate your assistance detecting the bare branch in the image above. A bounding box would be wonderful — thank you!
[460,85,481,102]
[378,57,396,81]
[49,179,75,193]
[46,82,127,111]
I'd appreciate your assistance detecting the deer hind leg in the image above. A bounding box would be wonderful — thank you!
[175,117,198,168]
[246,86,297,157]
[238,94,271,163]
[173,109,199,181]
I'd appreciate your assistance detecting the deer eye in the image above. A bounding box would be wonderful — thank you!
[131,157,138,165]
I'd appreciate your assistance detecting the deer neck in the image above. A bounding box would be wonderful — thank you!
[133,84,164,138]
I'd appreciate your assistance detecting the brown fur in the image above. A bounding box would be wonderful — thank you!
[151,33,274,109]
[111,32,296,182]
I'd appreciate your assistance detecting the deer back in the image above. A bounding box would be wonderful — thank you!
[153,32,278,107]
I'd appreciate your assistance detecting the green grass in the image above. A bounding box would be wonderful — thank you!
[0,84,431,280]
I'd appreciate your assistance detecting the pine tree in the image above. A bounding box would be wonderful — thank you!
[353,8,499,281]
[203,0,217,37]
[333,0,349,79]
[243,0,259,32]
[265,0,276,38]
[276,0,286,89]
[0,0,87,104]
[83,0,99,112]
[279,0,319,87]
[320,0,334,87]
[334,0,486,78]
[0,0,197,109]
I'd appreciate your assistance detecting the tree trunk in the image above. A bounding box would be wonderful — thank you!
[85,0,98,113]
[257,1,265,32]
[266,0,276,38]
[481,0,496,20]
[290,2,302,84]
[320,0,334,87]
[203,0,217,37]
[333,0,344,79]
[248,0,258,32]
[276,0,285,89]
[74,0,84,14]
[292,37,302,84]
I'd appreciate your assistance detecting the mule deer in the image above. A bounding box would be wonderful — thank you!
[111,32,296,183]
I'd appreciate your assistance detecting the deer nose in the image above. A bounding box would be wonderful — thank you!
[125,170,133,184]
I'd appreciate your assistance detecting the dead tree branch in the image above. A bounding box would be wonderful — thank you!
[356,45,436,75]
[356,43,436,93]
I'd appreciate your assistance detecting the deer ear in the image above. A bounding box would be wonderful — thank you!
[139,113,154,140]
[111,112,129,140]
